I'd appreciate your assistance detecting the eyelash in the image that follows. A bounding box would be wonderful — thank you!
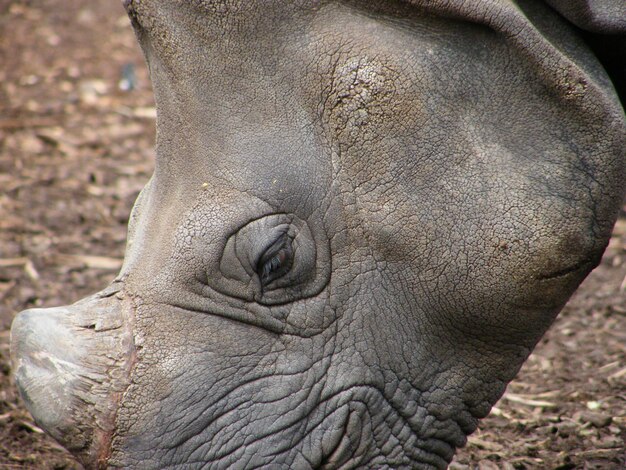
[257,234,293,286]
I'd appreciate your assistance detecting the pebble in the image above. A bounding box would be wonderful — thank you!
[580,411,613,428]
[595,436,623,449]
[556,421,578,436]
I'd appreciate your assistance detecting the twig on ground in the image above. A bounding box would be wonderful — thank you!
[55,254,123,270]
[501,393,558,408]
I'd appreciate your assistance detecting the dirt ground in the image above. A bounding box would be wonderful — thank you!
[0,1,624,469]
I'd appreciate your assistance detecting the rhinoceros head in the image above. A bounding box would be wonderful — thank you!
[11,1,626,468]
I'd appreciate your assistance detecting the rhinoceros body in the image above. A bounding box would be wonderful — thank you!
[11,0,626,468]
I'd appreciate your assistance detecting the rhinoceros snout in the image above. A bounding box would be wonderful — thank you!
[10,290,135,469]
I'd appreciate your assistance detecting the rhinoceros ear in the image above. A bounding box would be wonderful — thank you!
[404,0,626,227]
[402,0,625,108]
[543,0,626,108]
[544,0,626,33]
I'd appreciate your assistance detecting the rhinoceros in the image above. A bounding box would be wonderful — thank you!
[10,0,626,468]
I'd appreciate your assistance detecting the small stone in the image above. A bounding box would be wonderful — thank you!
[595,436,623,449]
[586,401,601,410]
[556,421,578,437]
[580,411,612,428]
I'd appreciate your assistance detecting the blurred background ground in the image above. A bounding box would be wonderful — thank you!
[0,1,624,468]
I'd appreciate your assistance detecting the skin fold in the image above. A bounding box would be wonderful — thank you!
[10,1,626,468]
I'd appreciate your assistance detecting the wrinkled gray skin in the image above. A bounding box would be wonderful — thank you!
[10,0,626,468]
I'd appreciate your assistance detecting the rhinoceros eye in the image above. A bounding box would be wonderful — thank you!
[257,233,293,286]
[218,214,329,304]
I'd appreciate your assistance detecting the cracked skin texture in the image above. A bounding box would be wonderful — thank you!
[10,0,626,469]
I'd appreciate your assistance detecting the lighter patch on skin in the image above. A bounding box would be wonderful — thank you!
[329,57,398,141]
